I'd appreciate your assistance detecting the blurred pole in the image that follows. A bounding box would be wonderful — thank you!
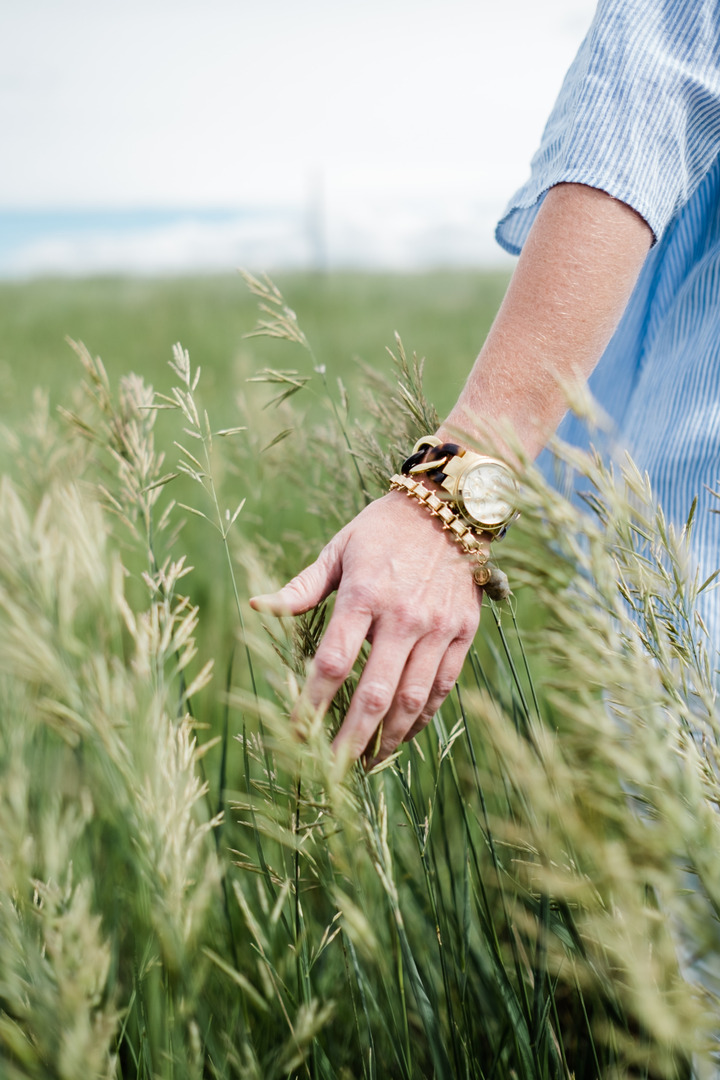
[306,168,328,273]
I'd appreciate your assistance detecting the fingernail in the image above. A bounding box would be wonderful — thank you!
[330,740,354,782]
[249,592,294,616]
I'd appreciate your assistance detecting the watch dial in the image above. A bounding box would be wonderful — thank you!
[461,463,515,526]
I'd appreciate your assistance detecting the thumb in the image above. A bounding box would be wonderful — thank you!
[249,536,344,617]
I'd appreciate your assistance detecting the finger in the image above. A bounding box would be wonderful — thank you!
[298,589,374,719]
[366,635,452,764]
[331,626,415,762]
[402,636,473,744]
[250,534,344,617]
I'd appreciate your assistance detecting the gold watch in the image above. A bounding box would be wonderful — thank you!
[402,435,518,537]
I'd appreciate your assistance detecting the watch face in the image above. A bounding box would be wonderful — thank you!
[460,462,516,527]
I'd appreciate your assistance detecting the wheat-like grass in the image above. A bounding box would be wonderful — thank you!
[0,280,717,1078]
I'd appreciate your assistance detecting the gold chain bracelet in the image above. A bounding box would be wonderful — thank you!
[389,473,492,587]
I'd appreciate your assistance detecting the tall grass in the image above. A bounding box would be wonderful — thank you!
[0,276,718,1078]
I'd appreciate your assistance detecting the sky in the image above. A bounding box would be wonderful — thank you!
[1,0,598,274]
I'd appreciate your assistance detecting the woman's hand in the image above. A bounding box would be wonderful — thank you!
[250,184,655,766]
[250,490,484,765]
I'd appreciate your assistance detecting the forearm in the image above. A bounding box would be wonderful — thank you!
[439,183,653,460]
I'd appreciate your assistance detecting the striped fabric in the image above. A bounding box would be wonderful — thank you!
[496,0,720,651]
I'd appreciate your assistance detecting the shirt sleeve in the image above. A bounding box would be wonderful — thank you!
[496,0,720,255]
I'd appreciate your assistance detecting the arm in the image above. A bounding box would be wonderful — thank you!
[440,183,652,457]
[250,183,653,766]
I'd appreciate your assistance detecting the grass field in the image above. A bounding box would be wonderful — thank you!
[1,270,718,1078]
[0,270,509,431]
[0,270,511,668]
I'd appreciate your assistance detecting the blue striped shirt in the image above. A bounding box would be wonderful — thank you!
[496,0,720,648]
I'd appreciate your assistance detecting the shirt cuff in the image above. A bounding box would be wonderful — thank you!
[496,0,720,256]
[495,173,658,257]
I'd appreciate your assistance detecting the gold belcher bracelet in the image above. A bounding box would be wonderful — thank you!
[389,472,494,587]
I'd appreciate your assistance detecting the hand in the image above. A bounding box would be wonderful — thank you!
[249,490,484,766]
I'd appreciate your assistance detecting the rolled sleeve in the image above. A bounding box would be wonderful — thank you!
[497,0,720,255]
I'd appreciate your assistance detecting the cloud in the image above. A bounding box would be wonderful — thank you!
[4,214,308,277]
[2,191,515,278]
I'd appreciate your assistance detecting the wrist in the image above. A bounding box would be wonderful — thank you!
[435,415,520,468]
[387,473,511,600]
